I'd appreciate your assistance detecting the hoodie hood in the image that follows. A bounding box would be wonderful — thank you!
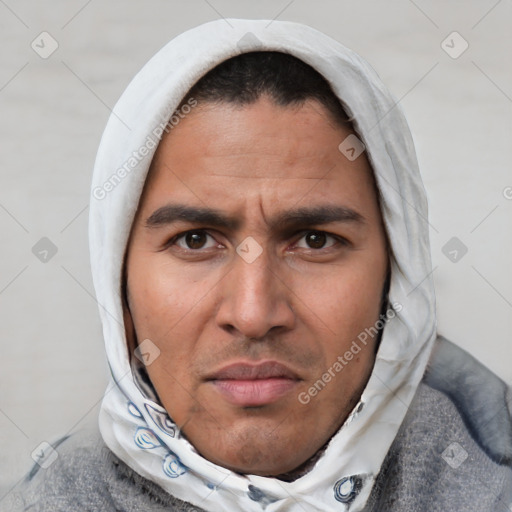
[89,18,437,512]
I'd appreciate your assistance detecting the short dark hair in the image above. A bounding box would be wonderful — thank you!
[179,51,352,129]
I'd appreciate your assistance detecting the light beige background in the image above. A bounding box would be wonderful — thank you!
[1,0,511,498]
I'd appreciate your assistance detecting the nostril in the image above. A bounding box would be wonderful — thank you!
[221,324,237,335]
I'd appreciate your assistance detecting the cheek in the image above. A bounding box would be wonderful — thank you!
[128,254,215,338]
[126,255,223,399]
[293,256,386,340]
[126,258,208,419]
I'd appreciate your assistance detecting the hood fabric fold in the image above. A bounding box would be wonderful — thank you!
[89,18,437,512]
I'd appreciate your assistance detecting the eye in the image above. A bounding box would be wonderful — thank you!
[174,230,218,250]
[294,231,342,250]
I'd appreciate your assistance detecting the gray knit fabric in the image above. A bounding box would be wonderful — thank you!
[3,429,205,512]
[365,383,512,511]
[4,338,511,511]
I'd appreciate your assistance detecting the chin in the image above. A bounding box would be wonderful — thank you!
[191,423,317,477]
[218,454,306,477]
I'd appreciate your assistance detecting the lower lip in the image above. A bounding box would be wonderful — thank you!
[211,378,298,407]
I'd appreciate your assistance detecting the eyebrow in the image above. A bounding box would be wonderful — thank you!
[144,203,366,231]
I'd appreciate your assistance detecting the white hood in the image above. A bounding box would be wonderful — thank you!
[89,18,437,512]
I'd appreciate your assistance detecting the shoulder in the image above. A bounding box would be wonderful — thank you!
[5,428,202,512]
[366,335,512,512]
[424,335,512,465]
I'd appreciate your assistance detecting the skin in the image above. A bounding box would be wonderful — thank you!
[124,95,389,477]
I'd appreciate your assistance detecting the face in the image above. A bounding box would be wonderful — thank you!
[124,96,388,477]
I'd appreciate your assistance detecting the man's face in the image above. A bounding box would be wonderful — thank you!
[124,96,388,477]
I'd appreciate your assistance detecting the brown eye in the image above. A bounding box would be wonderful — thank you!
[305,231,327,249]
[172,231,215,250]
[184,231,208,249]
[294,231,342,251]
[168,229,223,254]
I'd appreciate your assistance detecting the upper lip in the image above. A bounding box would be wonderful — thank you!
[205,361,301,381]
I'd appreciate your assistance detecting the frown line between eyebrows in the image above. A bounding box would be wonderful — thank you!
[144,203,367,232]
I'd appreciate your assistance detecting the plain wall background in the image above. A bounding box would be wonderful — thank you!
[1,0,511,497]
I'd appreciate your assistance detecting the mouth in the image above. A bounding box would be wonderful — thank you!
[205,361,302,407]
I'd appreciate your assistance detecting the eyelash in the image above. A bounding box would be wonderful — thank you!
[165,229,348,252]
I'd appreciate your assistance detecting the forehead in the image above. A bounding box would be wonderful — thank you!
[138,97,380,222]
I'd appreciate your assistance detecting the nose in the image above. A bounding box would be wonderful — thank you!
[215,246,295,340]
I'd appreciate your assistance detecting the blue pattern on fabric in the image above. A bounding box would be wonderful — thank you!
[162,452,187,478]
[134,427,161,449]
[144,403,176,437]
[127,402,143,418]
[334,475,363,504]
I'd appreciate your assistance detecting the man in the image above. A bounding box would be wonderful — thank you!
[10,18,511,512]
